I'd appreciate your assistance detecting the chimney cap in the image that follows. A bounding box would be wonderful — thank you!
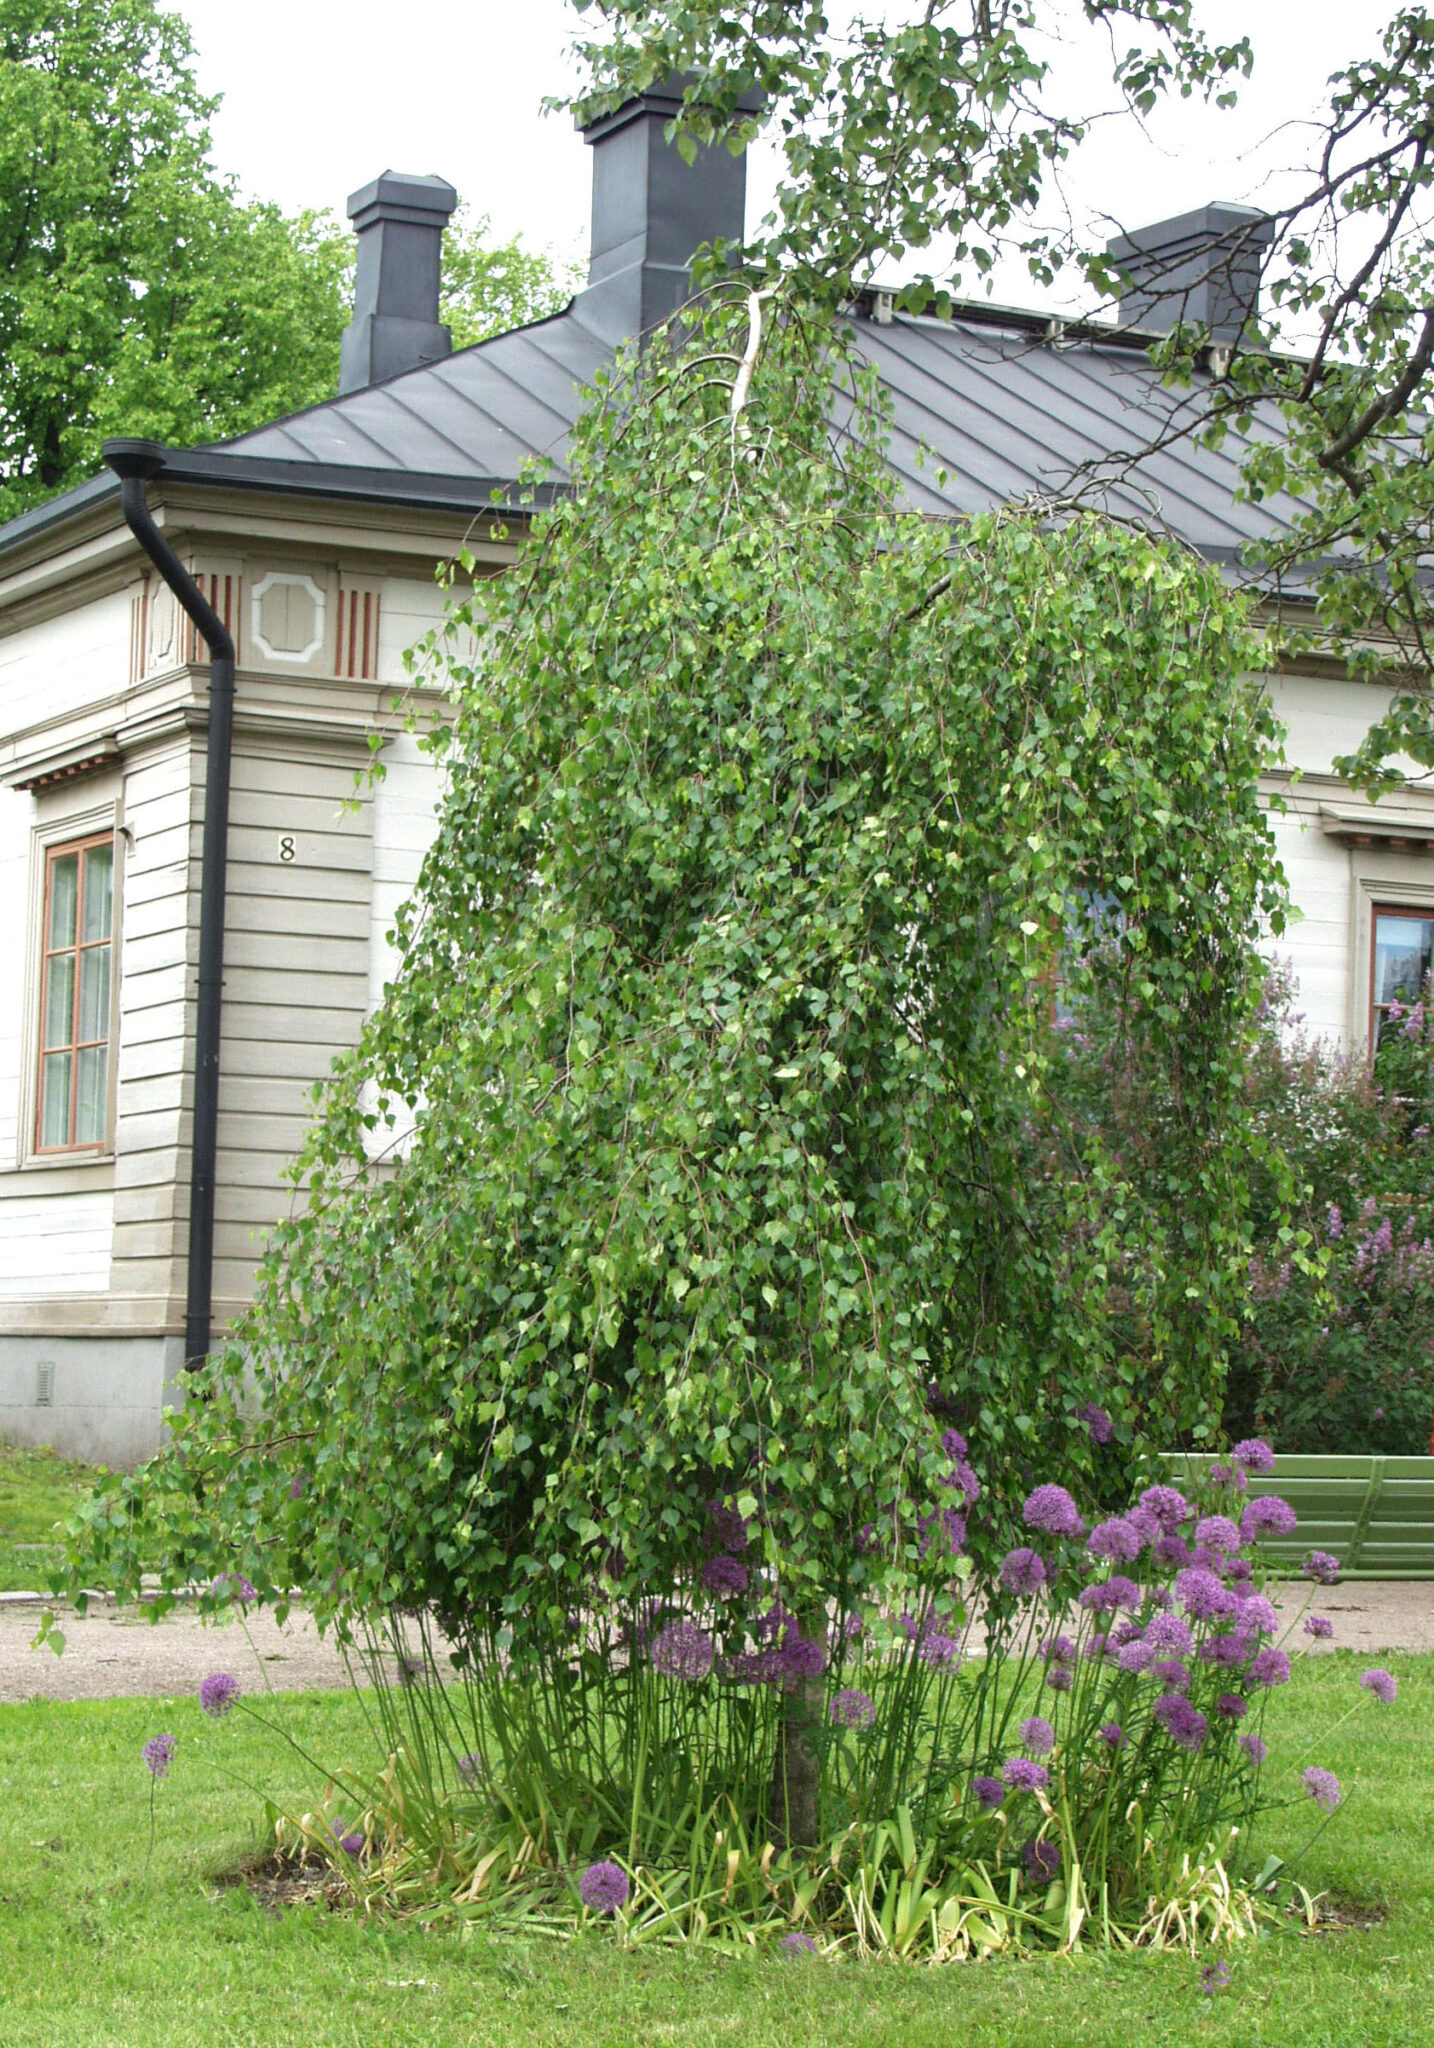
[1106,201,1275,262]
[578,71,762,145]
[346,170,459,231]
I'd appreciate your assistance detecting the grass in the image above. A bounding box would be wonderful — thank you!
[0,1438,98,1591]
[0,1654,1429,2046]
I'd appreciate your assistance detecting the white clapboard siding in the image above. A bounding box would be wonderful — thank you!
[0,1192,113,1295]
[0,589,130,731]
[1262,809,1353,1046]
[0,782,31,1163]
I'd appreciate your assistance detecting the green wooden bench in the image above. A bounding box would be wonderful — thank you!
[1158,1454,1434,1579]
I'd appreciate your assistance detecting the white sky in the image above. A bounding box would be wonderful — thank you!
[176,0,1399,314]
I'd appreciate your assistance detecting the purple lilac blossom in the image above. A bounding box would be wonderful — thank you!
[1241,1732,1267,1765]
[199,1673,240,1718]
[1304,1551,1341,1585]
[1087,1516,1141,1563]
[1022,1484,1085,1539]
[1233,1438,1276,1475]
[650,1620,716,1682]
[1241,1495,1299,1542]
[829,1688,877,1729]
[1247,1646,1292,1689]
[940,1427,967,1460]
[999,1546,1047,1598]
[142,1733,176,1778]
[1077,1402,1113,1445]
[1019,1716,1056,1757]
[1022,1838,1061,1885]
[1138,1485,1192,1530]
[1079,1575,1140,1615]
[1303,1767,1341,1812]
[1194,1515,1243,1555]
[700,1554,749,1597]
[1175,1567,1237,1622]
[579,1861,631,1913]
[1361,1668,1398,1704]
[1303,1616,1334,1640]
[779,1931,818,1957]
[1153,1694,1209,1752]
[1002,1758,1050,1793]
[1216,1692,1247,1720]
[972,1774,1005,1811]
[1326,1203,1344,1239]
[1098,1722,1125,1749]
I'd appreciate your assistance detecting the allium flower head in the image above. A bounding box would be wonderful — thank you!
[1237,1594,1280,1636]
[917,1631,960,1671]
[1021,1838,1061,1885]
[971,1774,1005,1811]
[1116,1637,1152,1675]
[1079,1574,1140,1615]
[1020,1715,1055,1757]
[700,1554,749,1597]
[1208,1461,1247,1494]
[579,1861,630,1913]
[199,1673,240,1718]
[1246,1645,1292,1689]
[1098,1722,1125,1749]
[1087,1516,1141,1563]
[1303,1616,1334,1640]
[1216,1692,1247,1720]
[1303,1766,1341,1812]
[940,1427,968,1461]
[1138,1484,1192,1530]
[1174,1566,1236,1622]
[1233,1438,1276,1475]
[1022,1484,1084,1539]
[334,1826,365,1858]
[1241,1495,1298,1542]
[1361,1667,1397,1704]
[456,1753,485,1783]
[1153,1694,1208,1752]
[1154,1533,1191,1569]
[1043,1633,1077,1666]
[779,1930,818,1957]
[1151,1657,1192,1693]
[1143,1613,1194,1657]
[1194,1515,1243,1555]
[142,1733,176,1779]
[1240,1732,1267,1766]
[209,1573,256,1605]
[998,1546,1047,1598]
[1304,1550,1341,1585]
[1077,1402,1113,1445]
[704,1501,750,1553]
[829,1688,876,1729]
[1002,1757,1050,1793]
[650,1620,715,1682]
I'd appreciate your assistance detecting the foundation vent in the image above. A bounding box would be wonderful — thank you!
[34,1359,55,1407]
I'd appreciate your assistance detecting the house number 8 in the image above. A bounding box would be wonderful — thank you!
[278,834,297,863]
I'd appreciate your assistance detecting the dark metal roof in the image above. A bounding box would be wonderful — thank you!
[0,284,1308,574]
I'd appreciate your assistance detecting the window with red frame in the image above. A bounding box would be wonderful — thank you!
[36,834,115,1151]
[1371,904,1434,1052]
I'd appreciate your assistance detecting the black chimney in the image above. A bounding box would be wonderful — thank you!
[577,78,757,344]
[339,171,458,393]
[1106,203,1275,345]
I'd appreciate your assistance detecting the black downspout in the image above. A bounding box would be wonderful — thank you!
[105,439,235,1368]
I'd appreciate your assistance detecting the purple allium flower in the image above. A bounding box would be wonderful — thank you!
[700,1554,749,1597]
[1110,1619,1144,1649]
[1174,1567,1236,1622]
[1021,1838,1061,1885]
[1044,1664,1073,1693]
[998,1546,1047,1598]
[1240,1732,1267,1766]
[1153,1694,1209,1753]
[1022,1484,1085,1539]
[199,1673,240,1718]
[1240,1495,1298,1542]
[456,1753,485,1783]
[1208,1461,1248,1494]
[917,1631,960,1671]
[1223,1557,1254,1585]
[1194,1515,1243,1556]
[1303,1767,1341,1812]
[704,1501,750,1553]
[1304,1550,1341,1585]
[918,1505,968,1560]
[1088,1516,1141,1564]
[1154,1534,1192,1569]
[1151,1657,1192,1694]
[971,1774,1005,1811]
[1246,1646,1292,1689]
[1098,1722,1125,1749]
[1043,1633,1078,1666]
[1204,1626,1256,1670]
[651,1620,715,1682]
[1144,1614,1194,1657]
[1303,1616,1334,1641]
[1020,1715,1056,1757]
[1126,1505,1163,1550]
[1079,1574,1140,1615]
[1077,1402,1113,1445]
[335,1827,365,1858]
[209,1573,257,1605]
[1237,1595,1280,1636]
[1117,1638,1153,1675]
[1233,1438,1276,1476]
[1200,1959,1231,1995]
[1138,1485,1192,1530]
[579,1860,631,1913]
[829,1688,877,1730]
[940,1427,968,1461]
[1361,1667,1397,1704]
[1002,1757,1050,1793]
[779,1930,818,1957]
[142,1733,176,1779]
[1216,1692,1247,1720]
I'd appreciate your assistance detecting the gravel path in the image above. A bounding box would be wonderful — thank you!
[1,1579,1431,1704]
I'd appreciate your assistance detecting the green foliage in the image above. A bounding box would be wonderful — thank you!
[440,207,578,349]
[1224,973,1434,1455]
[60,294,1282,1643]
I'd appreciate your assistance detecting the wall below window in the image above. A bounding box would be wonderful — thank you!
[0,1332,186,1468]
[0,1190,112,1295]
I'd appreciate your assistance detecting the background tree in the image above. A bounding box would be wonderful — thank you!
[0,0,571,520]
[570,3,1434,787]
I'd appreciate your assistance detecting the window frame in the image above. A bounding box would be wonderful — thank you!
[1369,899,1434,1055]
[33,829,117,1156]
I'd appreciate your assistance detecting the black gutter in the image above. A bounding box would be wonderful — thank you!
[105,439,235,1368]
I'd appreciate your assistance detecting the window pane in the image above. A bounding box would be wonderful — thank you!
[78,943,110,1043]
[75,1045,107,1145]
[43,952,74,1050]
[47,853,78,950]
[1374,913,1434,1007]
[82,842,113,943]
[40,1052,71,1148]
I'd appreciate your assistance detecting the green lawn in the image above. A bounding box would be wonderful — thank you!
[0,1654,1429,2047]
[0,1438,97,1591]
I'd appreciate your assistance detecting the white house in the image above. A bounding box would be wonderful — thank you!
[1,85,1431,1466]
